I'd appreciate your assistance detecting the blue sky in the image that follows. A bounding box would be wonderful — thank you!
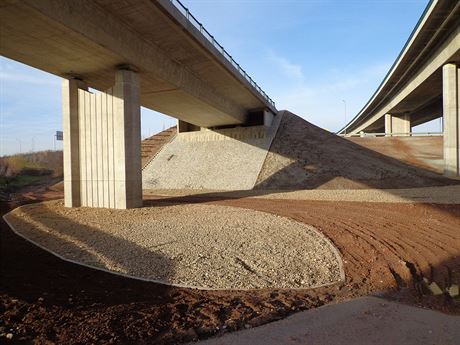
[0,0,436,156]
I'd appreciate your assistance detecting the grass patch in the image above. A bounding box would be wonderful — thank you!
[0,175,49,193]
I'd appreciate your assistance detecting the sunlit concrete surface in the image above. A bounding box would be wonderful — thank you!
[194,296,460,345]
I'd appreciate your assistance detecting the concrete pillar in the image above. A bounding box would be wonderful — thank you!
[442,63,460,177]
[62,69,142,209]
[384,114,392,136]
[177,119,201,133]
[62,78,87,207]
[385,113,411,136]
[263,110,274,127]
[113,69,142,208]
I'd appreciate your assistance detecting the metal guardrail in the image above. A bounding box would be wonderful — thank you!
[339,132,443,137]
[169,0,276,108]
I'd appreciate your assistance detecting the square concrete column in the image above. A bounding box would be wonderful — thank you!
[442,63,460,177]
[113,69,142,209]
[177,119,200,133]
[263,109,274,127]
[62,69,142,209]
[62,78,87,207]
[385,113,410,136]
[384,114,392,136]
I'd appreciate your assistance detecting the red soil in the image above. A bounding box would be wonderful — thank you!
[1,191,459,344]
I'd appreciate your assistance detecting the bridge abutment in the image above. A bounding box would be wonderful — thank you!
[62,69,142,209]
[443,63,460,177]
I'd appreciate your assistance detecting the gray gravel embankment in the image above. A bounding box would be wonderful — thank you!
[5,200,343,290]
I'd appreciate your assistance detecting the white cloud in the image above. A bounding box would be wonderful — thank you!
[267,50,304,82]
[265,51,391,131]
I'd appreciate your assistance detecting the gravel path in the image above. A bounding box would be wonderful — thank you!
[4,200,343,290]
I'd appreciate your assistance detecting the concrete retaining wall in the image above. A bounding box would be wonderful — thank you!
[142,113,283,190]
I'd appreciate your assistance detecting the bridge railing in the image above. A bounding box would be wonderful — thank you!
[169,0,276,108]
[339,132,443,137]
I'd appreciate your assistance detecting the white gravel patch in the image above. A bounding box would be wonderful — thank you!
[4,200,343,290]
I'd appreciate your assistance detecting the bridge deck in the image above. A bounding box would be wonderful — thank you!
[0,0,275,127]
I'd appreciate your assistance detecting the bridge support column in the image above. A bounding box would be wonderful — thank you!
[62,78,87,207]
[177,120,201,133]
[62,69,142,209]
[385,113,411,136]
[443,63,460,177]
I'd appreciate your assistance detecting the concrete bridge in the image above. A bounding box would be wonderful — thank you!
[0,0,277,208]
[338,0,460,177]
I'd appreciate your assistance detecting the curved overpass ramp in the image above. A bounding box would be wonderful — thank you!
[339,0,460,177]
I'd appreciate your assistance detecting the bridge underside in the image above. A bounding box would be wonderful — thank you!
[351,66,449,134]
[0,0,275,128]
[0,0,280,209]
[344,26,460,177]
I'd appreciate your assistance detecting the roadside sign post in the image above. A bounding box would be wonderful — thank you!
[55,130,63,150]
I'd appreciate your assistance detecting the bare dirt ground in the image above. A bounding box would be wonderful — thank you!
[1,114,459,344]
[1,188,459,344]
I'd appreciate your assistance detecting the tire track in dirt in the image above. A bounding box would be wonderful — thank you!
[202,197,460,296]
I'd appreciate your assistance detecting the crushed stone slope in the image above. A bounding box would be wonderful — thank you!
[141,126,177,168]
[256,112,457,190]
[142,115,282,190]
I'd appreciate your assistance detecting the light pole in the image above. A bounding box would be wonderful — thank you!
[342,100,347,135]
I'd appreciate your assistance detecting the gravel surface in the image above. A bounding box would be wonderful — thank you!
[142,115,282,190]
[256,112,456,190]
[146,184,460,204]
[4,200,343,290]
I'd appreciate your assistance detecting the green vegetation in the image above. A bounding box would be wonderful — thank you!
[0,150,63,193]
[0,175,49,193]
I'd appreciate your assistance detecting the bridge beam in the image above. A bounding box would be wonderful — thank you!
[384,113,411,136]
[63,69,142,209]
[443,63,460,177]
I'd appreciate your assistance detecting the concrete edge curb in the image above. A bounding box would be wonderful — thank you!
[3,203,345,291]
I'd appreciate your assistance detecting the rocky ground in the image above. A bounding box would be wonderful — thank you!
[256,112,457,190]
[1,188,459,344]
[4,200,343,290]
[1,113,459,344]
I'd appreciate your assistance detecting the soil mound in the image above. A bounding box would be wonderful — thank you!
[256,111,457,189]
